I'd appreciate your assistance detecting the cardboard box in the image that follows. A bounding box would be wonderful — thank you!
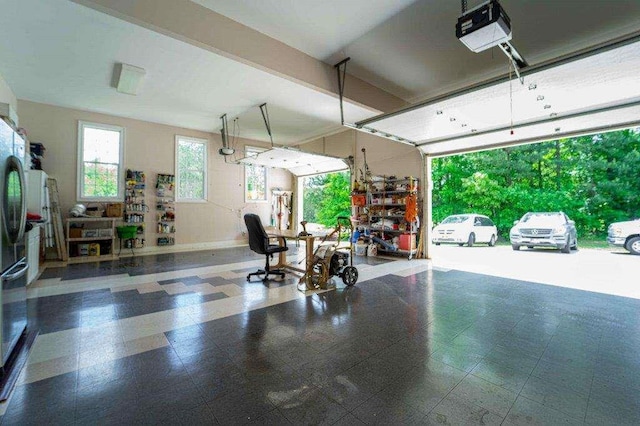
[399,234,416,251]
[69,228,83,238]
[98,228,113,237]
[106,203,124,217]
[78,244,89,256]
[88,243,100,256]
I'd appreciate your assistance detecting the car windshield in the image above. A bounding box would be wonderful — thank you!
[520,213,564,224]
[441,215,470,224]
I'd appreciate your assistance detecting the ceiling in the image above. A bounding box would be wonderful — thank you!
[0,0,374,144]
[1,0,639,147]
[194,0,640,103]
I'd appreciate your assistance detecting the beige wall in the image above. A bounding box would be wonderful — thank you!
[300,129,422,180]
[17,100,292,247]
[0,73,17,113]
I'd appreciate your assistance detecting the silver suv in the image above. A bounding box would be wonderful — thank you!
[607,219,640,255]
[510,212,578,253]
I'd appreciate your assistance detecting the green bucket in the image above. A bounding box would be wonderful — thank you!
[116,226,138,239]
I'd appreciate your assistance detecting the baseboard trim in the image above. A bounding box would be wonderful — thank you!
[118,239,249,257]
[42,239,250,267]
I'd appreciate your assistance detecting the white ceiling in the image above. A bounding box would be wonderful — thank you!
[195,0,640,103]
[1,0,639,148]
[191,0,419,61]
[0,0,375,144]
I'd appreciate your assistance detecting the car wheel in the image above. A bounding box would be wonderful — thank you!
[571,237,578,251]
[434,243,441,246]
[488,235,496,247]
[458,243,464,247]
[467,233,475,247]
[511,244,520,251]
[627,236,640,255]
[561,237,571,253]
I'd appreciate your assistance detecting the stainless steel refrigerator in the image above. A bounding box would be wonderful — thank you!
[0,118,28,370]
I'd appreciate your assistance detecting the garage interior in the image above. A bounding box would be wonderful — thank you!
[0,0,639,424]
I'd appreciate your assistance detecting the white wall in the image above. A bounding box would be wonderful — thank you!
[17,100,292,248]
[0,73,17,113]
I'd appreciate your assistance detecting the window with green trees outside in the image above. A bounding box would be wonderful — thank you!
[245,147,267,202]
[176,136,208,202]
[77,121,124,201]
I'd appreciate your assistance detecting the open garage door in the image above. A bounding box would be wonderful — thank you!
[355,36,640,157]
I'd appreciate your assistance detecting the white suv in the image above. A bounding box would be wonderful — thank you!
[607,219,640,255]
[432,214,498,247]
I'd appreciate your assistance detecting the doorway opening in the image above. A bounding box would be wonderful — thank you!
[300,170,351,233]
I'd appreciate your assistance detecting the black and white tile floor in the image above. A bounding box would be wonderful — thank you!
[1,246,638,425]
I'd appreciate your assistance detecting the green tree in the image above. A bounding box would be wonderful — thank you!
[432,128,640,238]
[303,171,351,226]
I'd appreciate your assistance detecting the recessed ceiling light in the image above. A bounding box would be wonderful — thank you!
[536,95,545,101]
[461,123,467,127]
[544,105,551,109]
[550,112,558,117]
[528,83,537,90]
[436,110,443,115]
[471,129,477,133]
[450,117,456,122]
[555,127,561,132]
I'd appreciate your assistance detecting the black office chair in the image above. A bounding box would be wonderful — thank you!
[244,213,288,282]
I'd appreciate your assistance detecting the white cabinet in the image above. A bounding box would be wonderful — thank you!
[27,170,49,217]
[27,170,54,250]
[26,226,41,285]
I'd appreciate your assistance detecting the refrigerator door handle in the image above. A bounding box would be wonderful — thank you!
[1,258,28,282]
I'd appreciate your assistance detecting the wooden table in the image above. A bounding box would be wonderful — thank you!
[266,228,328,290]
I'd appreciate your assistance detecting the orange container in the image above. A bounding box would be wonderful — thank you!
[351,194,366,207]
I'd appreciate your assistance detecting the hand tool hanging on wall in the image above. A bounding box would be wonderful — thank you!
[361,147,371,183]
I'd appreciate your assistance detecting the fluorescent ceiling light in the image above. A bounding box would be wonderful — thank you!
[113,63,146,95]
[237,147,348,177]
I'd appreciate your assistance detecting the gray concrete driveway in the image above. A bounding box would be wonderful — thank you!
[430,245,639,300]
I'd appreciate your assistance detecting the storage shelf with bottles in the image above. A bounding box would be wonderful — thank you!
[156,173,175,245]
[351,175,420,259]
[124,169,147,248]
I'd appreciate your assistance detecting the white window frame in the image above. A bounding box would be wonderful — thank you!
[244,146,268,203]
[175,135,208,203]
[77,121,125,202]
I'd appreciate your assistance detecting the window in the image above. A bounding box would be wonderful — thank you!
[245,147,267,202]
[77,121,124,201]
[176,136,208,202]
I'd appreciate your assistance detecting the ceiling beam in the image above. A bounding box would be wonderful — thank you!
[70,0,408,114]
